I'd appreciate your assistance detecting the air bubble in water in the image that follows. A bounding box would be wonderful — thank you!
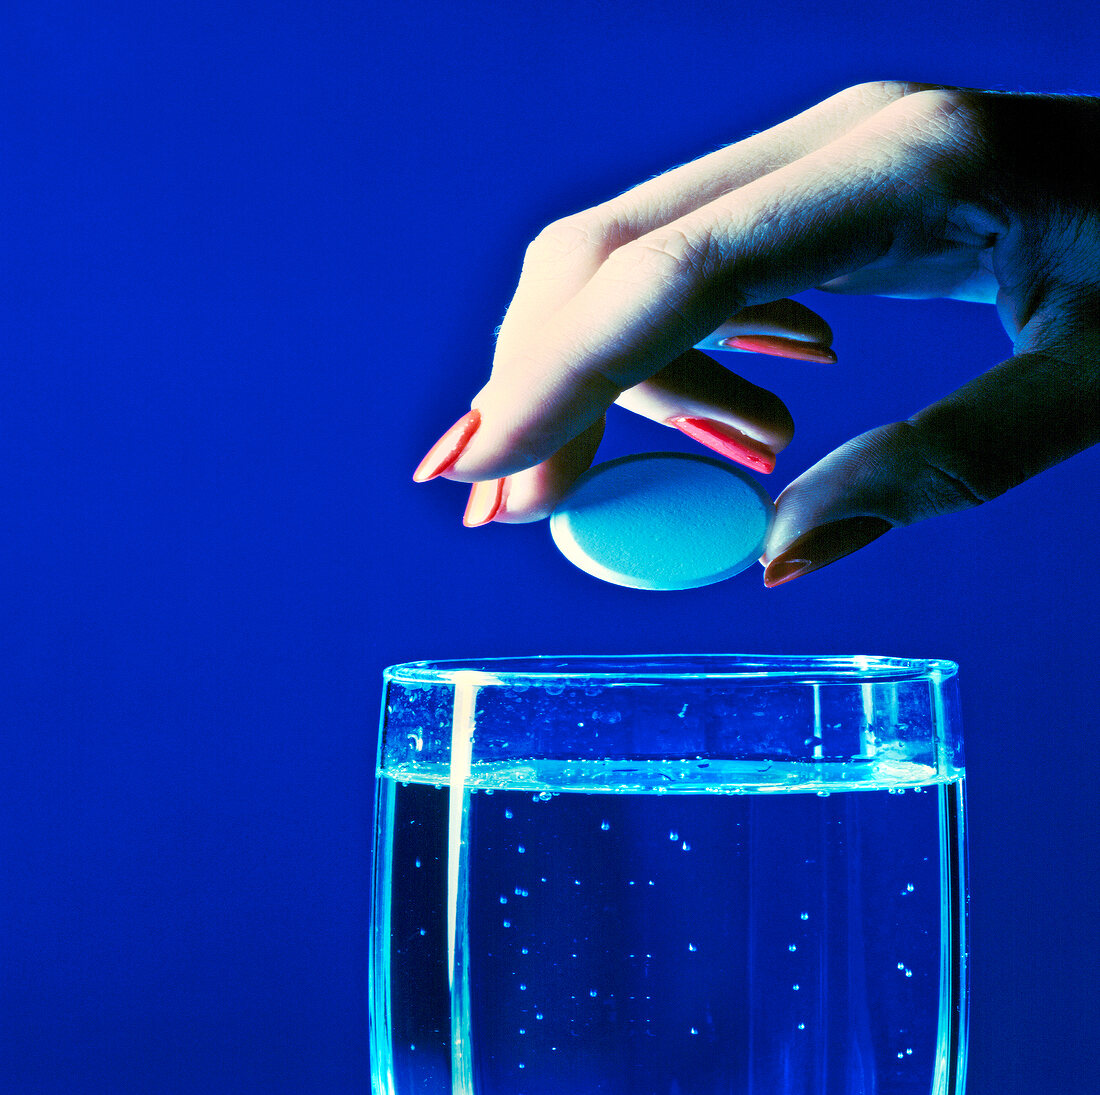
[536,1012,543,1020]
[906,1047,913,1055]
[521,947,529,954]
[519,983,527,991]
[797,1023,806,1031]
[897,962,905,971]
[503,920,511,928]
[788,944,797,952]
[589,989,598,998]
[537,791,553,802]
[681,840,691,851]
[905,969,913,978]
[906,883,915,893]
[419,928,426,936]
[500,896,508,905]
[414,858,421,868]
[688,943,697,952]
[690,1027,698,1036]
[669,831,679,841]
[504,809,514,819]
[517,846,526,854]
[600,820,611,831]
[800,912,810,921]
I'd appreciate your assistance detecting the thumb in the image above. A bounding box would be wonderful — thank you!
[762,349,1100,587]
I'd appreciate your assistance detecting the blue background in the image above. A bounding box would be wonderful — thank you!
[2,1,1097,1092]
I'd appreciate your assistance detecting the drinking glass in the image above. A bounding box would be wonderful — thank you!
[370,655,967,1095]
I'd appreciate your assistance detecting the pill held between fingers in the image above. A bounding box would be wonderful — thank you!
[549,453,775,590]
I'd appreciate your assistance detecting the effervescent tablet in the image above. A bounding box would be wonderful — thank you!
[549,452,775,590]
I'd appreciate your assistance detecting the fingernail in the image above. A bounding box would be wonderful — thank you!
[762,558,813,588]
[463,478,505,527]
[763,516,891,588]
[666,416,776,474]
[413,409,481,482]
[719,335,837,364]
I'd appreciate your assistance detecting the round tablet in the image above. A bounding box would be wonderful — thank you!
[549,452,775,590]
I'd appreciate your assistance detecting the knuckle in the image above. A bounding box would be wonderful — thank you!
[603,228,710,285]
[842,421,992,526]
[838,80,932,110]
[893,88,975,133]
[524,215,612,270]
[867,89,986,194]
[894,419,999,518]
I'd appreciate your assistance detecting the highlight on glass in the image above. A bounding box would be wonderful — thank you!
[370,655,968,1095]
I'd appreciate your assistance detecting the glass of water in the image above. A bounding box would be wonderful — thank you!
[370,655,967,1095]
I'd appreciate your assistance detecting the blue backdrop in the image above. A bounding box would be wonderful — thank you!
[3,1,1097,1092]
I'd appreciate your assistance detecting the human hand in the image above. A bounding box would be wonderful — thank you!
[413,82,1099,585]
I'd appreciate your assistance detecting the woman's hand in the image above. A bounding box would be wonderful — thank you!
[414,82,1099,585]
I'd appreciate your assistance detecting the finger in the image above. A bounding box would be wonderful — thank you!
[696,298,834,350]
[455,90,963,480]
[615,349,794,473]
[494,82,934,366]
[482,350,793,522]
[762,347,1100,585]
[491,417,606,523]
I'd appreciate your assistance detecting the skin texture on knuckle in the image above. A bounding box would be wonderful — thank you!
[523,215,617,273]
[895,416,1014,516]
[602,228,713,288]
[838,80,941,112]
[852,89,986,201]
[826,421,991,527]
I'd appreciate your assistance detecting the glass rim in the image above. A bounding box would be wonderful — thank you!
[383,653,959,687]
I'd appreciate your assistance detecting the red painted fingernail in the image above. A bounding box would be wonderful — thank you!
[463,478,505,527]
[720,335,837,364]
[762,558,813,588]
[763,516,892,588]
[666,415,776,474]
[413,409,481,482]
